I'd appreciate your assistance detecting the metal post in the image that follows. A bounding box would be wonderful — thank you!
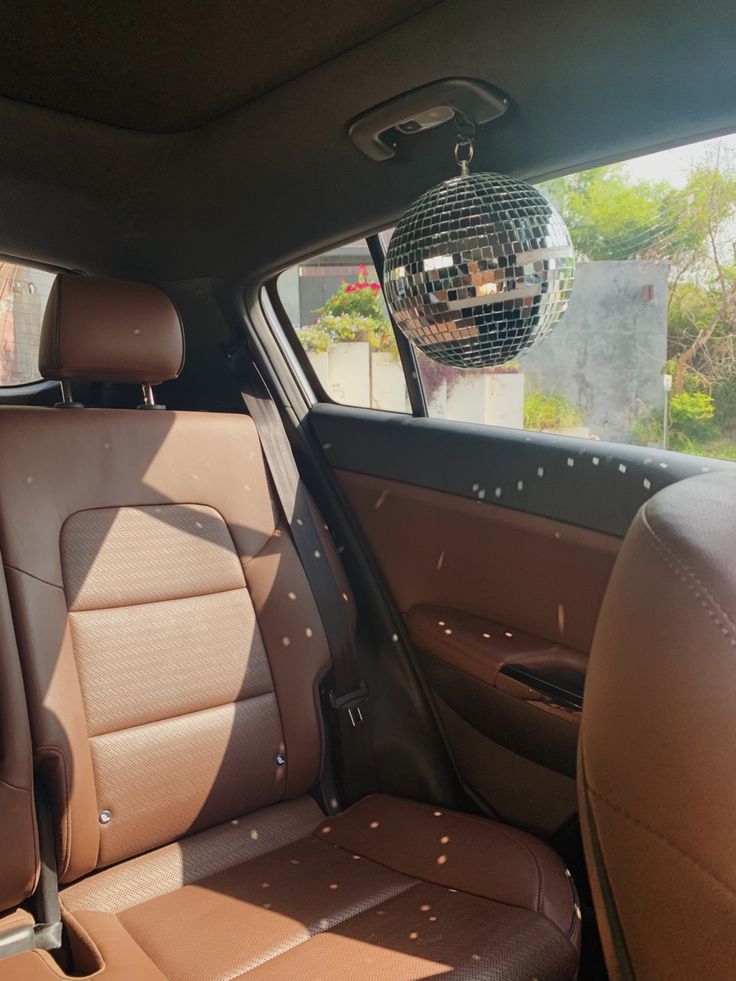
[662,373,672,450]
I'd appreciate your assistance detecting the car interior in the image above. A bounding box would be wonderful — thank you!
[0,2,735,980]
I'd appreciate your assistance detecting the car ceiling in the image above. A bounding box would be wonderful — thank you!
[0,0,735,283]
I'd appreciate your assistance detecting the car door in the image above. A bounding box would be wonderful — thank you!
[258,175,736,840]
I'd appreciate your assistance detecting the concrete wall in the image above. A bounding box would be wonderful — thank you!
[520,260,668,442]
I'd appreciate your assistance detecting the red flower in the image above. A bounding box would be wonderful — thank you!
[369,283,381,291]
[345,284,356,292]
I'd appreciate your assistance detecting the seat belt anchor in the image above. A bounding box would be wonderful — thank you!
[329,681,369,727]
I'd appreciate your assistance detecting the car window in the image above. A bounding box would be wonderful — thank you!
[279,134,736,462]
[276,241,410,412]
[412,134,736,461]
[0,262,55,385]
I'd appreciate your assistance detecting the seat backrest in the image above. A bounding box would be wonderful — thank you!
[0,275,332,884]
[0,556,38,912]
[579,471,736,981]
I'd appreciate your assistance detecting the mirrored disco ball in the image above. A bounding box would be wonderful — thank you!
[384,172,575,368]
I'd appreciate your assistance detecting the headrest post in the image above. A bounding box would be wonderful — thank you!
[54,380,83,409]
[137,382,166,411]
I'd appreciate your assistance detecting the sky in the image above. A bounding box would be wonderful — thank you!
[624,132,736,187]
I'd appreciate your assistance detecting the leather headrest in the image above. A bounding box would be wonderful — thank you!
[39,275,184,384]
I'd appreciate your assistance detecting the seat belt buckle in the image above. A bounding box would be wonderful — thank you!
[329,681,369,727]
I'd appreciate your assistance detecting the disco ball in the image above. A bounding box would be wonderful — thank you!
[384,172,575,368]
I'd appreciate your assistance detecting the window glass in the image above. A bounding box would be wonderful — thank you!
[277,241,410,412]
[0,262,55,385]
[414,134,736,461]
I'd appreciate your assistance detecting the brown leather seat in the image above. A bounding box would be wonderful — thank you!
[0,275,580,980]
[579,471,736,980]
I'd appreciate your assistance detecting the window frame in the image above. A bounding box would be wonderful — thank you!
[266,233,427,417]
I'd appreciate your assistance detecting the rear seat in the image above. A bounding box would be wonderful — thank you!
[0,275,580,980]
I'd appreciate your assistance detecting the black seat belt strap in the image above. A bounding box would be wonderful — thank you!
[238,361,375,799]
[31,777,63,951]
[0,779,61,963]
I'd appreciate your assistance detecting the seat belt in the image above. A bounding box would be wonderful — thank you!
[0,779,63,962]
[30,778,63,952]
[238,359,376,802]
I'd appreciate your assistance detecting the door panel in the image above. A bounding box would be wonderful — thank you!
[336,470,619,652]
[311,403,736,833]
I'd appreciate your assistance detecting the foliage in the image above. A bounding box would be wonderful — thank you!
[712,377,736,432]
[632,389,719,451]
[670,390,718,442]
[542,165,677,261]
[523,391,583,432]
[297,264,398,356]
[542,159,736,265]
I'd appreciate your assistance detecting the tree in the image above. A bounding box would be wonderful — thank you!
[543,165,678,260]
[544,148,736,398]
[662,157,736,394]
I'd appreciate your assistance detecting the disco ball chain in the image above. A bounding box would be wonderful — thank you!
[453,113,476,177]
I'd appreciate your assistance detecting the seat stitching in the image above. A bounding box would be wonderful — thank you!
[120,868,419,981]
[586,783,736,904]
[3,563,64,591]
[87,690,277,740]
[67,582,249,614]
[230,879,421,980]
[638,508,736,644]
[316,833,550,923]
[335,795,553,883]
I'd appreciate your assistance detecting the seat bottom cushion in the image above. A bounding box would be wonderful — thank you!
[31,794,579,981]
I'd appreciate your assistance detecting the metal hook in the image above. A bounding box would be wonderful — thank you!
[454,140,474,177]
[454,112,476,176]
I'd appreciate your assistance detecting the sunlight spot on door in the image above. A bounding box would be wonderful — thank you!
[374,490,389,510]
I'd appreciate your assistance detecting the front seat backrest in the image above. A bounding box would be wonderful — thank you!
[579,471,736,980]
[0,274,332,884]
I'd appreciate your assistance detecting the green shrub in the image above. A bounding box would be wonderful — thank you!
[524,391,583,431]
[712,379,736,433]
[633,390,720,451]
[670,390,719,446]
